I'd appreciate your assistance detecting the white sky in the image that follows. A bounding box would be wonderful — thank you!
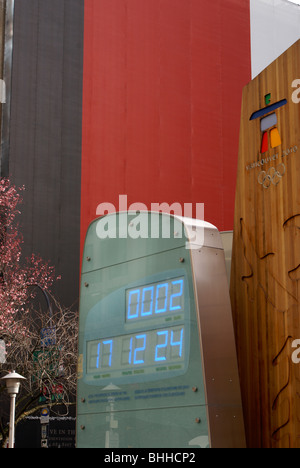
[251,0,300,77]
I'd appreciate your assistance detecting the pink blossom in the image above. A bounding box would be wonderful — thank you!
[0,178,56,334]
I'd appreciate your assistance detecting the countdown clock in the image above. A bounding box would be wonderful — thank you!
[77,212,245,448]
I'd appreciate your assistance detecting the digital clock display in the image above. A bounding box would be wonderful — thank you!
[87,325,185,379]
[84,274,189,384]
[126,277,184,322]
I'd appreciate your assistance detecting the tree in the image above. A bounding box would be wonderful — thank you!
[0,179,78,447]
[0,296,78,447]
[0,178,54,333]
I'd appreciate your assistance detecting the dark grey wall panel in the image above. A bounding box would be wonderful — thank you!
[9,0,84,307]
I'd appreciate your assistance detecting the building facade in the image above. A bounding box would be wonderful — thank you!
[0,0,299,449]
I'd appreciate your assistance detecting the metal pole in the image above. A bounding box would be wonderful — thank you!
[8,393,16,448]
[0,0,15,177]
[30,283,53,329]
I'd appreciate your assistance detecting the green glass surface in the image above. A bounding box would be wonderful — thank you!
[77,213,209,448]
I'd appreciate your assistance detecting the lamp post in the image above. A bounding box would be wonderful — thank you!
[1,371,26,448]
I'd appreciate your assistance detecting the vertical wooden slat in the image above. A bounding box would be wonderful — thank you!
[231,39,300,448]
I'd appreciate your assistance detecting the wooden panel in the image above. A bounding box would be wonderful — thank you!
[231,39,300,448]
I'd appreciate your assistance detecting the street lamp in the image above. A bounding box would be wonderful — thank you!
[1,371,26,448]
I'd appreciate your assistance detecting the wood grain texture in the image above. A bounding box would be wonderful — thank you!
[230,40,300,448]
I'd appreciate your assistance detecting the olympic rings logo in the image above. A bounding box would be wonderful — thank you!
[258,163,286,189]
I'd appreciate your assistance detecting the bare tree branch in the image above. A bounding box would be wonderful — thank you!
[0,294,78,447]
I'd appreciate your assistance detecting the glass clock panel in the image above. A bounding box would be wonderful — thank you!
[86,325,185,381]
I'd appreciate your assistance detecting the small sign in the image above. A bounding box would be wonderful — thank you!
[41,327,56,347]
[41,439,48,448]
[40,408,50,425]
[41,425,48,439]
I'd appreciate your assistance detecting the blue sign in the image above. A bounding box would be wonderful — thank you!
[41,327,56,347]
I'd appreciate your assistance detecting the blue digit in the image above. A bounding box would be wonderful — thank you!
[96,340,113,368]
[96,342,101,369]
[103,340,113,367]
[155,330,169,362]
[134,335,147,364]
[128,289,140,320]
[155,283,168,314]
[128,337,133,364]
[170,279,184,311]
[170,329,184,358]
[141,286,154,317]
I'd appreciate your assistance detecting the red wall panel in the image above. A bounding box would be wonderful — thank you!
[81,0,251,252]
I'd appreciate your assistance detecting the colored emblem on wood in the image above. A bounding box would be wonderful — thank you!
[250,96,287,154]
